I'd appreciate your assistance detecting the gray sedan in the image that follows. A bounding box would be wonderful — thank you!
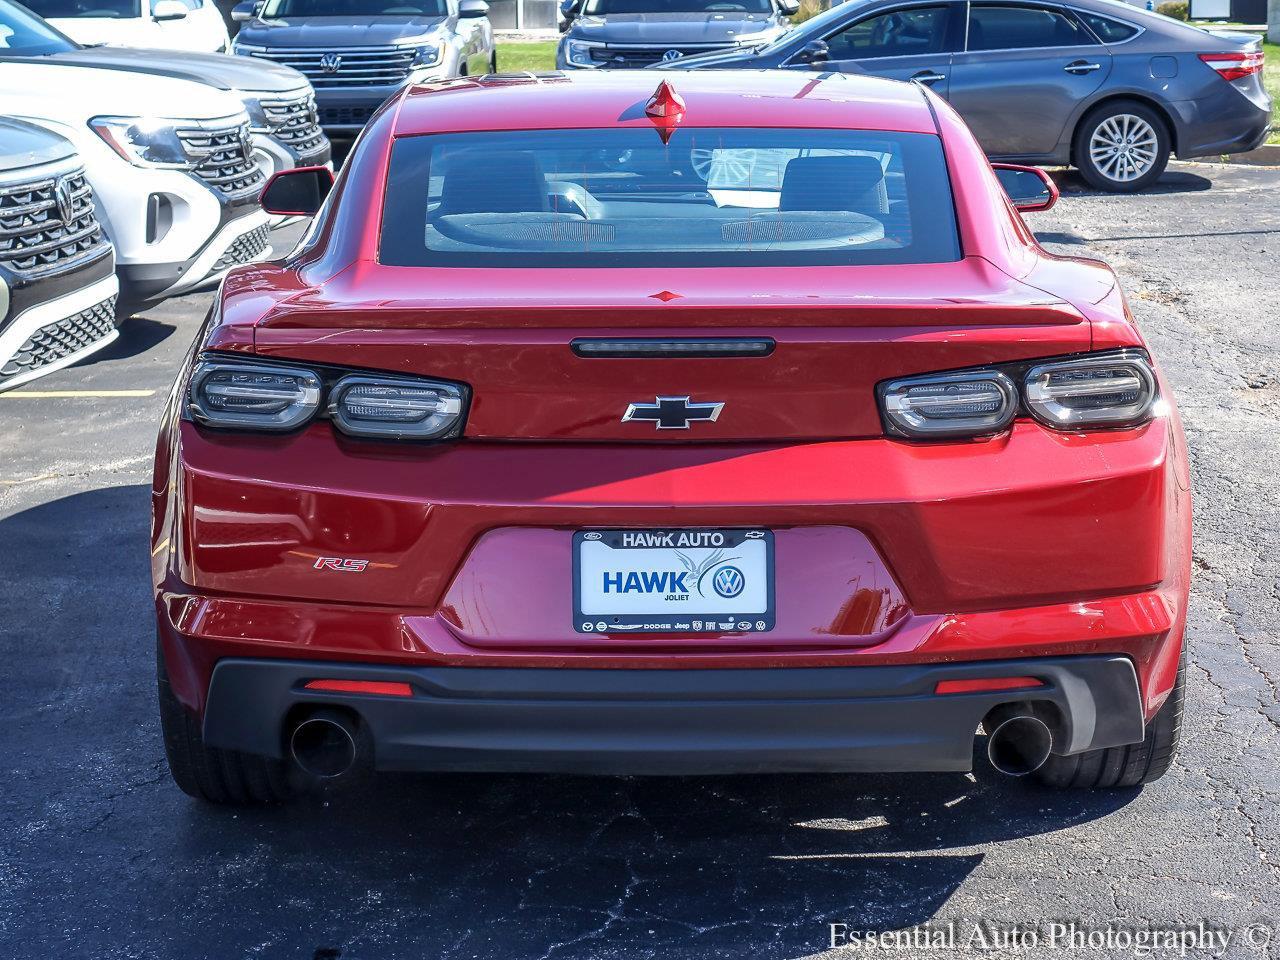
[667,0,1272,191]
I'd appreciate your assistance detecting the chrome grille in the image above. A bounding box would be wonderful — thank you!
[317,104,376,129]
[590,44,729,67]
[261,93,328,157]
[248,46,415,89]
[0,169,110,281]
[1,295,116,383]
[213,224,270,272]
[177,122,264,199]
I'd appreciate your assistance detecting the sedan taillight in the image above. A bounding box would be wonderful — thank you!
[1199,50,1265,82]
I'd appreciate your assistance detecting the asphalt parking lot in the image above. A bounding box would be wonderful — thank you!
[2,161,1279,960]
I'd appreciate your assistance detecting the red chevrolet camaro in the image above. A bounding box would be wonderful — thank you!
[151,70,1190,805]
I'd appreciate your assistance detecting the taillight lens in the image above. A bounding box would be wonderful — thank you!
[329,375,466,440]
[186,356,469,440]
[879,370,1019,439]
[877,350,1159,440]
[1199,50,1264,82]
[188,359,322,431]
[1024,353,1157,428]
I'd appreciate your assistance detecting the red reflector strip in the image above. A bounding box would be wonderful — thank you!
[1199,51,1264,82]
[935,677,1045,695]
[304,679,413,697]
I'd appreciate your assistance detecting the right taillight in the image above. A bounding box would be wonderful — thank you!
[1023,353,1157,428]
[878,350,1159,440]
[1199,51,1265,82]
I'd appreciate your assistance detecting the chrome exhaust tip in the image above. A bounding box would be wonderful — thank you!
[289,709,360,779]
[985,706,1054,777]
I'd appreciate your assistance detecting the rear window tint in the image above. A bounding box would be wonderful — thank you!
[1076,10,1139,42]
[378,127,961,268]
[967,5,1093,50]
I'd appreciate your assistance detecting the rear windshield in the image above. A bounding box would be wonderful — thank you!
[379,127,961,268]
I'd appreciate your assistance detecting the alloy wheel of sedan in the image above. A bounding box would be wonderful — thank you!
[1088,113,1159,183]
[1076,100,1171,193]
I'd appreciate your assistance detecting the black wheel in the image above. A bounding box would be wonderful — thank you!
[1073,99,1170,193]
[157,640,296,805]
[1035,643,1185,789]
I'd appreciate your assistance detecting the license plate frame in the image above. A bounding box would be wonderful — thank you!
[572,528,775,634]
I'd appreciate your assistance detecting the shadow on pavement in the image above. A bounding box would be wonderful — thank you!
[80,316,177,366]
[1,486,1140,960]
[1053,168,1213,196]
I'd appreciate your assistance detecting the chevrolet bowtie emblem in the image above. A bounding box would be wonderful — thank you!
[622,396,724,430]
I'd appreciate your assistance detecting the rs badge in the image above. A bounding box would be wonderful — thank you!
[314,557,368,572]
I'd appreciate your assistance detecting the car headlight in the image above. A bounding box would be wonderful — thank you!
[242,97,270,132]
[232,41,265,55]
[409,43,442,68]
[878,349,1159,440]
[187,356,469,440]
[88,116,190,169]
[565,40,600,67]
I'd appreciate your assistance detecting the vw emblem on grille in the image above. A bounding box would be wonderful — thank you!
[661,49,683,62]
[319,52,343,73]
[306,100,319,126]
[622,396,724,430]
[53,177,75,224]
[238,126,254,160]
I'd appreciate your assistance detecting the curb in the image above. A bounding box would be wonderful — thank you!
[1196,143,1280,167]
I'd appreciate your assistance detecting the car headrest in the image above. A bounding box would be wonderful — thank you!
[778,155,889,216]
[437,151,549,216]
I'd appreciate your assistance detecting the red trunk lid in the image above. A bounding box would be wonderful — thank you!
[251,259,1089,441]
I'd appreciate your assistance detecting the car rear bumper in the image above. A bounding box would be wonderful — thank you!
[201,655,1146,773]
[1173,85,1272,158]
[154,408,1192,736]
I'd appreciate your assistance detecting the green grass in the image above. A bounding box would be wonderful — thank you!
[496,41,558,73]
[496,39,1280,145]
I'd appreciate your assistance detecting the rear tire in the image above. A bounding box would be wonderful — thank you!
[1073,99,1170,193]
[1034,643,1185,789]
[157,642,296,805]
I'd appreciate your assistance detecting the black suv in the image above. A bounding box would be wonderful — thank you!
[557,0,796,70]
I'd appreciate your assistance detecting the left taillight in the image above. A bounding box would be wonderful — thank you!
[187,356,469,440]
[1199,50,1265,82]
[188,359,322,431]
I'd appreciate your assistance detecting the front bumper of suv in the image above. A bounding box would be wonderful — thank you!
[0,272,118,392]
[118,205,271,305]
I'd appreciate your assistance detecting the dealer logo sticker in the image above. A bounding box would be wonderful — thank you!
[712,565,745,599]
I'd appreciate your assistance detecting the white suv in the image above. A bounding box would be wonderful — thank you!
[0,119,118,392]
[20,0,231,54]
[0,2,270,311]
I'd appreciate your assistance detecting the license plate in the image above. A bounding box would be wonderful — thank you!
[573,528,774,634]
